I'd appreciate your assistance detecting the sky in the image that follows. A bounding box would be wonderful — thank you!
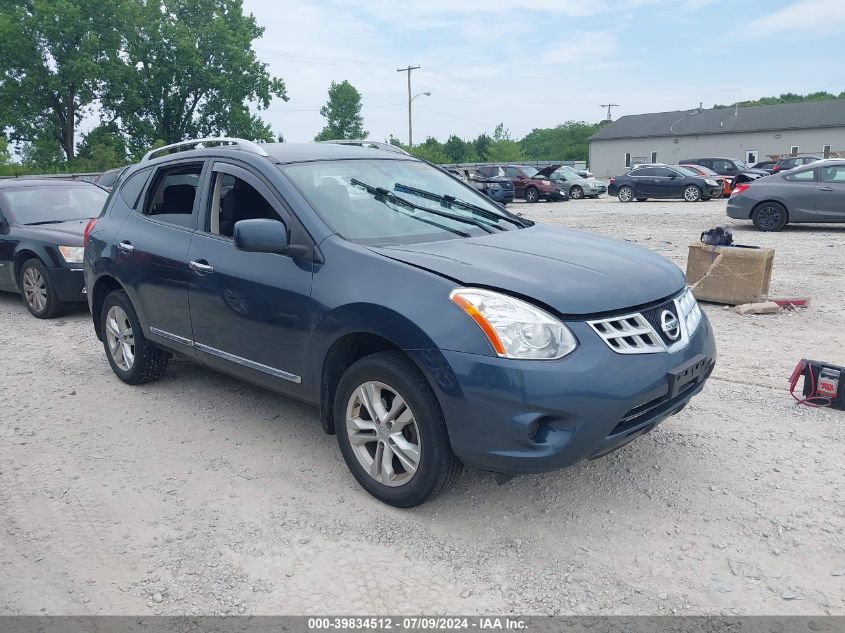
[242,0,845,144]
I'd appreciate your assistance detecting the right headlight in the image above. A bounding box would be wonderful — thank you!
[677,287,702,335]
[449,288,577,360]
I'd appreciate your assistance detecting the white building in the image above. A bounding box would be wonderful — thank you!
[588,99,845,178]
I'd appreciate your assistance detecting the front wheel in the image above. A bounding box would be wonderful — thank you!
[752,202,788,232]
[524,186,539,203]
[19,259,62,319]
[334,351,462,507]
[569,185,584,199]
[101,290,170,384]
[683,185,702,202]
[617,186,634,202]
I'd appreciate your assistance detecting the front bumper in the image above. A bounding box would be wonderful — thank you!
[486,188,515,204]
[410,314,716,475]
[49,267,86,302]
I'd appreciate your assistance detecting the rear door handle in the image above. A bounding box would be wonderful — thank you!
[818,186,835,191]
[189,260,214,274]
[117,241,134,253]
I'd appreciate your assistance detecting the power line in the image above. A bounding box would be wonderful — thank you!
[600,103,620,121]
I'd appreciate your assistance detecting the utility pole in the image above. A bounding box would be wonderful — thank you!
[397,65,420,146]
[600,103,620,122]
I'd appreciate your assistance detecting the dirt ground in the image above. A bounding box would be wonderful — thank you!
[1,195,843,616]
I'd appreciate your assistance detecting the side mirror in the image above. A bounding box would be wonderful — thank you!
[234,218,289,255]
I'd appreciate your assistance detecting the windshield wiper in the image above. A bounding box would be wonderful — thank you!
[394,182,526,228]
[24,219,76,226]
[350,179,494,235]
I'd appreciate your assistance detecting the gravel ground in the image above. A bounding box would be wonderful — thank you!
[1,195,843,616]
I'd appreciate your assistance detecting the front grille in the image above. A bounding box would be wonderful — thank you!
[641,300,680,346]
[587,313,665,354]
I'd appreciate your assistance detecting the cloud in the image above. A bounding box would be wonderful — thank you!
[541,30,620,65]
[747,0,845,36]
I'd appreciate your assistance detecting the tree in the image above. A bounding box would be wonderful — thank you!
[714,90,845,109]
[0,138,10,166]
[77,122,128,170]
[486,122,524,162]
[19,134,65,168]
[409,137,448,163]
[521,121,601,161]
[314,80,367,141]
[473,133,492,161]
[0,0,124,160]
[103,0,287,157]
[442,135,476,163]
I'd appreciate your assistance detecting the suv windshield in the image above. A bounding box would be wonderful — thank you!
[282,159,523,245]
[0,184,108,225]
[520,166,539,178]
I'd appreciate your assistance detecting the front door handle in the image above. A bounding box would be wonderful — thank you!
[818,186,835,192]
[117,240,134,253]
[189,260,214,274]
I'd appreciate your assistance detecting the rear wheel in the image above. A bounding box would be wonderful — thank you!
[334,351,461,507]
[617,186,634,202]
[101,290,170,384]
[683,185,702,202]
[569,185,584,199]
[524,186,539,203]
[752,202,788,232]
[19,259,62,319]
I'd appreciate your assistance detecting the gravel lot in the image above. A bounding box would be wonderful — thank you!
[1,195,843,616]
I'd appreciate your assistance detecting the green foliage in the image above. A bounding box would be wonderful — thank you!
[521,121,601,161]
[442,135,477,163]
[0,138,10,166]
[102,0,287,157]
[20,134,65,168]
[314,80,367,141]
[714,91,845,109]
[409,137,449,164]
[0,0,125,159]
[76,122,128,170]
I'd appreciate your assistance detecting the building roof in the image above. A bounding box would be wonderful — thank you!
[590,99,845,141]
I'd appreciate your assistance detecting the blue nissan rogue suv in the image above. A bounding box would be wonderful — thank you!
[83,138,716,507]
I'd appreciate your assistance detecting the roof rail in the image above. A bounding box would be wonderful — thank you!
[317,139,410,156]
[141,137,270,162]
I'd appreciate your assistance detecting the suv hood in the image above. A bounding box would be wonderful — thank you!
[534,165,561,177]
[372,225,685,316]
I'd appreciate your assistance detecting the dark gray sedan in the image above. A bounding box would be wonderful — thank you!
[727,159,845,231]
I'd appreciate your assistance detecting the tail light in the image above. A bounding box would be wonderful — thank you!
[772,165,780,172]
[83,218,98,246]
[730,183,750,197]
[609,177,616,184]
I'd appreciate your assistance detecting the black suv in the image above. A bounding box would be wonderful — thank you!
[772,155,820,173]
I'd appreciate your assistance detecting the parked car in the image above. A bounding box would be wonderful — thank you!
[447,167,515,205]
[771,155,820,173]
[84,137,715,507]
[476,164,566,202]
[608,165,722,202]
[750,160,778,174]
[678,157,769,184]
[0,179,108,317]
[678,164,732,198]
[536,165,606,199]
[727,158,845,231]
[96,166,129,191]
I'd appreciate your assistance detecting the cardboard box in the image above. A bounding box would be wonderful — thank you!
[686,243,774,305]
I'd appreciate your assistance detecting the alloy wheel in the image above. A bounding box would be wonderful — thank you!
[570,186,584,199]
[618,186,633,202]
[756,205,783,230]
[684,186,700,202]
[346,381,421,487]
[22,266,47,313]
[105,305,135,371]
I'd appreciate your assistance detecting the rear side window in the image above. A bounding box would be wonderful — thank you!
[119,168,152,208]
[784,169,815,182]
[632,167,655,176]
[819,165,845,182]
[653,168,675,177]
[142,163,203,228]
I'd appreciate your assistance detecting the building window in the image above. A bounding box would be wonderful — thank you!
[624,153,631,168]
[790,145,799,155]
[651,151,657,163]
[823,144,831,158]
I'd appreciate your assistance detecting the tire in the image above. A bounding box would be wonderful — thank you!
[334,351,462,507]
[752,202,788,232]
[524,186,539,203]
[19,259,62,319]
[101,289,169,384]
[636,198,647,202]
[617,186,634,202]
[569,185,584,199]
[683,185,702,202]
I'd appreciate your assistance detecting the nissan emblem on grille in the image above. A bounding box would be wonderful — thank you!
[660,310,681,340]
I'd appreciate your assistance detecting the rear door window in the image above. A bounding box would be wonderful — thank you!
[141,163,204,229]
[784,169,816,182]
